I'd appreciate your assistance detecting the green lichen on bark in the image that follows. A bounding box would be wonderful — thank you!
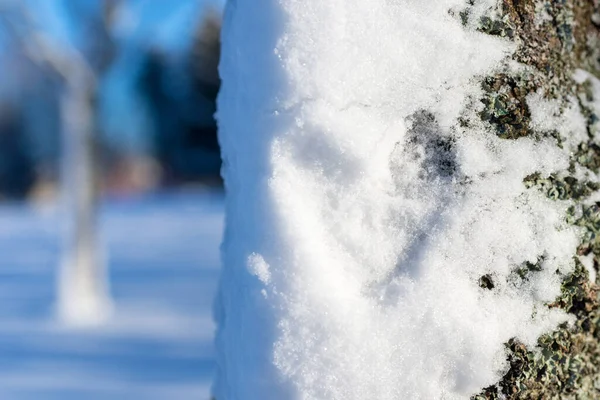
[468,0,600,398]
[478,14,516,38]
[574,142,600,172]
[473,0,600,137]
[509,256,544,283]
[479,74,536,139]
[568,202,600,257]
[523,173,599,201]
[474,263,600,400]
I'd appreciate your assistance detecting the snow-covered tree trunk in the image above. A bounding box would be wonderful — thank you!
[56,2,118,326]
[58,71,111,326]
[214,0,600,399]
[0,2,114,326]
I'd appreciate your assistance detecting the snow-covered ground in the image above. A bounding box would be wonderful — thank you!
[0,190,223,399]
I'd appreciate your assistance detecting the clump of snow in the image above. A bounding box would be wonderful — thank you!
[247,253,271,285]
[215,1,582,399]
[527,91,588,156]
[455,0,503,31]
[579,253,596,283]
[534,2,554,27]
[528,69,600,185]
[574,69,600,113]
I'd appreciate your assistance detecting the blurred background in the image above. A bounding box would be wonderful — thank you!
[0,0,224,398]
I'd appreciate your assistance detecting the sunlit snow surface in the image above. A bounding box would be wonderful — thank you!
[0,190,222,399]
[215,1,584,399]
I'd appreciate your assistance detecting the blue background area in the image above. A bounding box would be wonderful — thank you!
[0,190,224,398]
[1,0,224,154]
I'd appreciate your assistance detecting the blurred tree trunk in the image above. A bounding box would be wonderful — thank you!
[0,1,120,325]
[467,1,600,398]
[57,0,120,325]
[58,68,111,324]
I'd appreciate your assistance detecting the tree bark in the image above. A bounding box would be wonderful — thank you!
[467,1,600,398]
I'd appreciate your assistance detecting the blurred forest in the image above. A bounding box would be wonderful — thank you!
[0,0,223,202]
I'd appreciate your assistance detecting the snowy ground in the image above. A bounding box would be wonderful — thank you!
[0,190,223,399]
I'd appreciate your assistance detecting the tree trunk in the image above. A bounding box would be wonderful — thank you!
[58,71,112,326]
[214,0,600,398]
[466,0,600,398]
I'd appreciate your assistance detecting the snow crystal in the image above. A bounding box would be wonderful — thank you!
[215,1,583,399]
[248,253,271,285]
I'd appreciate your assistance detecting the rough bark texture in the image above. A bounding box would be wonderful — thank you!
[465,1,600,398]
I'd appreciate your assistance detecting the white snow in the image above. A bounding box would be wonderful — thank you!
[215,1,586,399]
